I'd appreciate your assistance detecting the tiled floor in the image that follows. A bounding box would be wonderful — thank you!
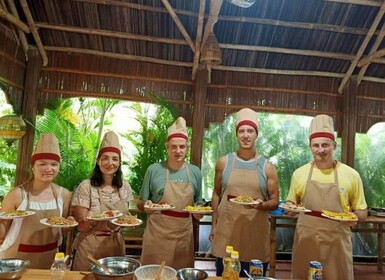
[194,259,385,279]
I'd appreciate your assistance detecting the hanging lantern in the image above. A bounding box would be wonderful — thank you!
[200,32,222,83]
[0,115,26,146]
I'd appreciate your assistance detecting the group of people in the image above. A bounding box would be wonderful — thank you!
[0,108,367,280]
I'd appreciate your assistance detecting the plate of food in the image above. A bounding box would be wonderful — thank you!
[87,210,123,221]
[321,210,358,222]
[183,205,213,214]
[0,210,35,219]
[229,195,261,205]
[280,202,311,213]
[144,202,175,211]
[40,216,78,228]
[111,215,143,227]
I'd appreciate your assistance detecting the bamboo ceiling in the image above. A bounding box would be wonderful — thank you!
[1,0,385,132]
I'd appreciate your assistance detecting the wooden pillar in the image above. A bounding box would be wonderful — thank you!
[15,48,41,185]
[190,68,208,168]
[340,76,358,167]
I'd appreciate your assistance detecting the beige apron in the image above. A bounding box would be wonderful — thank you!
[141,165,194,269]
[291,163,353,280]
[3,185,61,269]
[211,156,270,262]
[72,187,128,271]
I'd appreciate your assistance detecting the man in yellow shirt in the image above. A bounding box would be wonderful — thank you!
[286,114,367,280]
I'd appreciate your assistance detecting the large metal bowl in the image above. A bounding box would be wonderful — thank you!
[0,258,30,279]
[90,256,141,280]
[177,268,208,280]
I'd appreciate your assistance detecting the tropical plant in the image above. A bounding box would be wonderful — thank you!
[124,99,177,195]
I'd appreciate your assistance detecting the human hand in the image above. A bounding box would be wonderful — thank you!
[192,213,204,220]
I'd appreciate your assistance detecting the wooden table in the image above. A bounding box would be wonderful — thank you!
[268,214,385,278]
[19,270,222,280]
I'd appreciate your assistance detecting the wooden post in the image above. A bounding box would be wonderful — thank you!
[190,68,208,168]
[15,48,41,186]
[340,76,358,167]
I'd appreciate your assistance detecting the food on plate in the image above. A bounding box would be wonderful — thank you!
[321,210,358,220]
[233,194,254,203]
[114,214,139,225]
[184,205,212,212]
[281,202,306,211]
[0,210,29,217]
[146,201,174,209]
[90,210,120,219]
[46,216,77,226]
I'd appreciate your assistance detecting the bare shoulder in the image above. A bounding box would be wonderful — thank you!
[215,156,227,171]
[265,161,278,177]
[2,186,23,209]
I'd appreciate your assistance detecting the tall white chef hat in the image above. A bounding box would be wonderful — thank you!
[235,108,258,134]
[98,131,121,158]
[309,114,335,141]
[167,117,188,142]
[31,133,61,164]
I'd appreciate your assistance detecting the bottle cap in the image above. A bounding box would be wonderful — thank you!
[231,251,239,258]
[225,245,233,253]
[55,252,65,261]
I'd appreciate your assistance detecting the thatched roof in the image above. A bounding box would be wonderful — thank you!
[2,0,385,88]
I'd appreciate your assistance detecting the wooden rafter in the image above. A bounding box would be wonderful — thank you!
[161,0,195,52]
[356,23,385,85]
[0,5,29,33]
[19,0,48,66]
[322,0,382,7]
[337,1,385,93]
[6,0,29,55]
[357,48,385,67]
[191,0,206,80]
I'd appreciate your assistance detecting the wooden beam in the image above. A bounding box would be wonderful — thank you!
[19,0,48,66]
[220,44,355,60]
[192,0,206,80]
[161,0,195,52]
[36,23,188,45]
[322,0,382,7]
[0,5,30,33]
[340,76,358,167]
[191,68,208,168]
[337,1,385,93]
[357,22,385,85]
[15,48,41,186]
[44,46,193,67]
[357,48,385,67]
[6,0,29,55]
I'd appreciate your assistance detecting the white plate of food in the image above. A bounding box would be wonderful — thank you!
[280,203,311,213]
[183,205,213,214]
[111,215,143,227]
[40,217,78,228]
[321,210,358,222]
[229,195,261,206]
[144,202,175,211]
[87,210,123,221]
[0,210,35,219]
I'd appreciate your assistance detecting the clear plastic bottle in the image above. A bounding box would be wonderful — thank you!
[229,250,241,280]
[221,245,234,280]
[50,252,67,280]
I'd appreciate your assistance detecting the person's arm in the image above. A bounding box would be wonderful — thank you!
[72,205,95,233]
[254,161,279,211]
[0,187,23,242]
[209,156,226,242]
[137,167,153,213]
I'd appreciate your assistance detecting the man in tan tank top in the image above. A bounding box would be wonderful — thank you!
[286,114,367,280]
[210,108,280,277]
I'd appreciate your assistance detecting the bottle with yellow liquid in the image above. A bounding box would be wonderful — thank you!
[221,245,233,280]
[229,250,241,280]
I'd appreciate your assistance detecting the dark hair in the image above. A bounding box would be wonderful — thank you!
[89,163,123,188]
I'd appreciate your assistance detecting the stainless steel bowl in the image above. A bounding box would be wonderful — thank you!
[90,256,141,280]
[177,268,208,280]
[0,258,30,280]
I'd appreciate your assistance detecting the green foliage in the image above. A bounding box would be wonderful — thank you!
[124,102,176,195]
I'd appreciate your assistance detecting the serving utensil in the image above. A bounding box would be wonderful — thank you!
[154,261,165,280]
[88,255,112,275]
[243,269,253,279]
